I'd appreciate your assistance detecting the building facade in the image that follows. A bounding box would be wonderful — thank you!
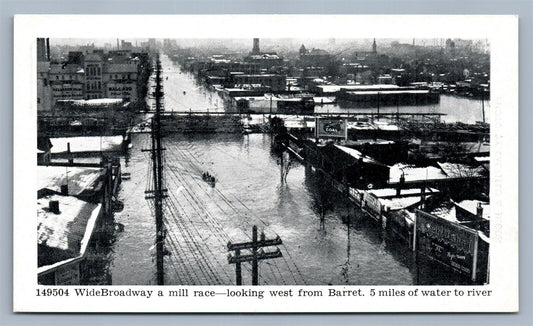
[37,45,142,110]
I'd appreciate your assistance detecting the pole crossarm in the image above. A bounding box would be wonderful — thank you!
[228,248,283,264]
[227,236,282,251]
[227,225,283,285]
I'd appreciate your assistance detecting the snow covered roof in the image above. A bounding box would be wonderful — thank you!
[380,196,428,211]
[284,119,315,129]
[373,120,401,131]
[335,145,387,166]
[437,162,486,178]
[344,90,429,95]
[455,200,490,220]
[37,166,102,196]
[474,156,490,163]
[367,187,438,211]
[49,63,84,74]
[389,163,448,183]
[50,136,123,153]
[72,98,123,105]
[430,204,458,223]
[347,121,377,130]
[37,194,101,269]
[317,84,401,93]
[368,187,439,199]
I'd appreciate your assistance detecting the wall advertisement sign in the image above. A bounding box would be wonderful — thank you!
[415,210,479,280]
[315,118,348,139]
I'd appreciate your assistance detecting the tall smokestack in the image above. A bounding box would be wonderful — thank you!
[252,38,260,54]
[46,38,50,61]
[37,38,46,62]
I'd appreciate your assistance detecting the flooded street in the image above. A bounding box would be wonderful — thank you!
[108,55,478,285]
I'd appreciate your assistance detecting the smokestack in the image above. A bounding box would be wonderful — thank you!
[37,38,46,62]
[49,200,60,214]
[252,38,260,54]
[117,38,120,50]
[46,38,50,61]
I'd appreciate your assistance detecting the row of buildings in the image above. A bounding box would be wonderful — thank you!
[37,38,150,111]
[170,38,449,114]
[37,135,125,285]
[275,118,490,284]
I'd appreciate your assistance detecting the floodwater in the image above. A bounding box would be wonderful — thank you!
[315,94,490,124]
[104,55,480,285]
[158,54,490,124]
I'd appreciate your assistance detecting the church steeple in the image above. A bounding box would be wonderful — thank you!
[372,38,377,53]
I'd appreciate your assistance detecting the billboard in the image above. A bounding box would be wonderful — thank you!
[415,210,481,281]
[315,118,347,139]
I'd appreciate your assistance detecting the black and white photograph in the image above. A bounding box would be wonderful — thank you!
[13,15,518,312]
[35,36,492,287]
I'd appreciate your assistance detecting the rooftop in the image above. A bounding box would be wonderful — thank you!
[49,63,84,75]
[56,98,125,107]
[389,163,448,183]
[344,90,430,95]
[105,63,138,74]
[437,162,486,178]
[455,200,490,220]
[37,165,102,196]
[335,145,387,166]
[37,194,101,268]
[50,136,124,154]
[318,84,402,93]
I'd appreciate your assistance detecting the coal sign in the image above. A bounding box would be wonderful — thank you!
[315,118,347,139]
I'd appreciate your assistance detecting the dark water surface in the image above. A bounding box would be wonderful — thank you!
[104,55,480,285]
[109,133,469,285]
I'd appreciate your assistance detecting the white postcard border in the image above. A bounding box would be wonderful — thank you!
[13,14,519,312]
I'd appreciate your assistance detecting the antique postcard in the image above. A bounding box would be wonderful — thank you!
[13,15,518,312]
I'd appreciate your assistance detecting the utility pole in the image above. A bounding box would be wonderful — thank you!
[481,89,486,123]
[227,226,283,285]
[377,91,380,118]
[144,53,167,285]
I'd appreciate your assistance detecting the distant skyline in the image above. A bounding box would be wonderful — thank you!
[50,37,488,48]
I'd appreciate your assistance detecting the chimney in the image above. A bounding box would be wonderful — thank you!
[37,38,46,62]
[49,200,60,214]
[396,173,405,197]
[46,38,50,61]
[60,184,68,195]
[476,202,483,219]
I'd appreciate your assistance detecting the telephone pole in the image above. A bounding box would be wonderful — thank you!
[145,53,167,285]
[227,226,283,285]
